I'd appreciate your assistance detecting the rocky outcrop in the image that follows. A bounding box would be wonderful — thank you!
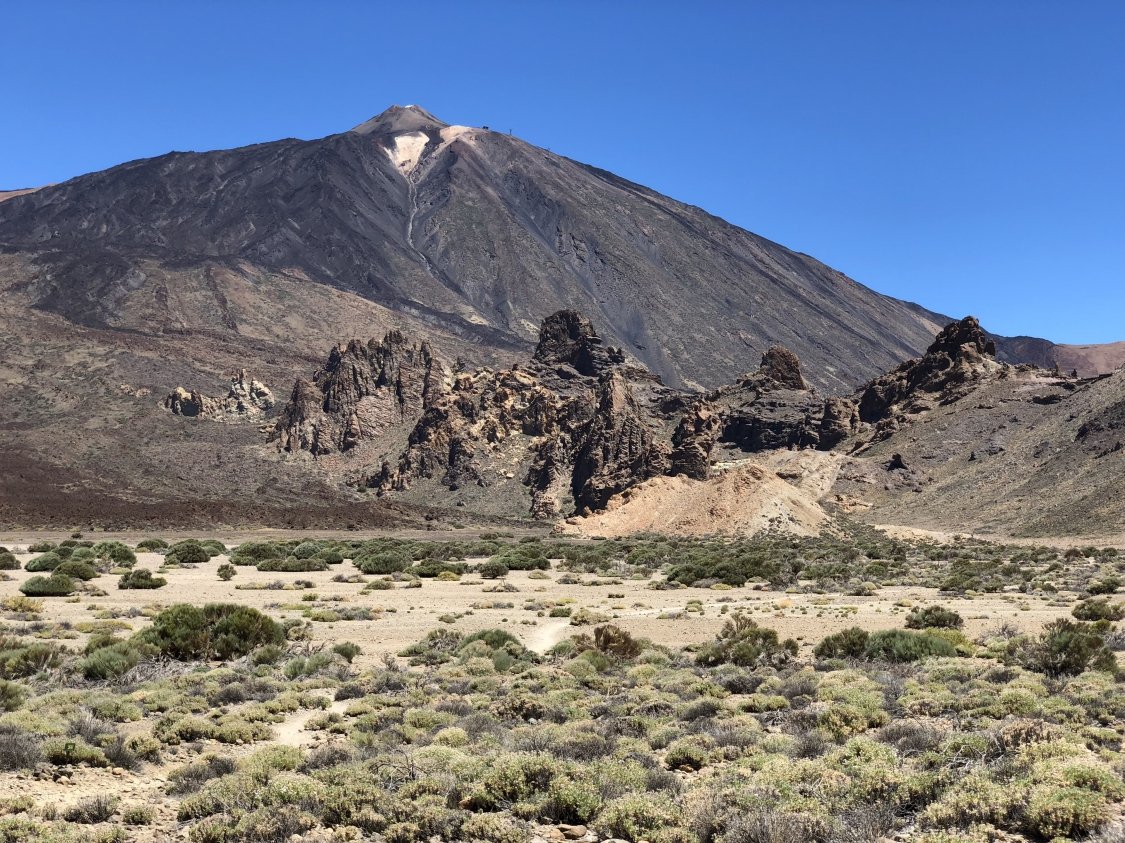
[820,397,861,449]
[567,372,669,513]
[164,388,217,419]
[370,322,668,517]
[857,316,1000,424]
[533,310,626,376]
[164,370,274,422]
[272,315,859,519]
[661,349,857,481]
[755,346,807,391]
[226,370,275,415]
[669,401,722,480]
[272,332,441,455]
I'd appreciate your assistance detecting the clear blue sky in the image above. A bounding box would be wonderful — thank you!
[3,2,1123,343]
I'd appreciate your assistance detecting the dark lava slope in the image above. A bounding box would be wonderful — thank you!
[0,105,970,393]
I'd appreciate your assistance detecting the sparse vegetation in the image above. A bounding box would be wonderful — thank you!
[0,530,1119,842]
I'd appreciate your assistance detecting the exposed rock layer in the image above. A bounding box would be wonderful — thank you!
[273,311,856,519]
[164,370,274,422]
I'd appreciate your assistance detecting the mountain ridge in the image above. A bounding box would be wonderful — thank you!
[1,105,1124,531]
[3,103,1090,394]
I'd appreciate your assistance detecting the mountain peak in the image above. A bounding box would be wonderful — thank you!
[350,104,449,136]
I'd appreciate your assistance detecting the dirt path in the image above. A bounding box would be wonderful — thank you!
[527,618,572,653]
[273,696,348,747]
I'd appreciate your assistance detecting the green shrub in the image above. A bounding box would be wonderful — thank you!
[284,651,337,678]
[0,639,64,677]
[24,552,62,572]
[814,626,870,659]
[63,794,118,823]
[479,560,510,579]
[665,738,711,770]
[905,605,964,630]
[119,569,167,589]
[0,680,26,712]
[230,542,284,566]
[544,776,602,825]
[592,624,642,659]
[53,560,100,581]
[1008,619,1117,677]
[167,754,237,795]
[862,630,956,662]
[597,793,681,841]
[459,812,525,843]
[292,541,321,559]
[140,604,284,661]
[20,573,75,597]
[332,642,361,663]
[257,556,328,572]
[252,644,286,665]
[136,538,169,552]
[695,613,797,667]
[44,736,108,766]
[80,640,158,680]
[0,552,18,571]
[410,560,467,578]
[164,540,210,566]
[354,550,411,574]
[1088,575,1121,595]
[91,541,137,568]
[217,563,236,581]
[122,804,156,825]
[1025,785,1112,838]
[27,541,56,553]
[0,725,43,769]
[1072,598,1124,622]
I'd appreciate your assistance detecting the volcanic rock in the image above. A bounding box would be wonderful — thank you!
[2,105,1074,396]
[272,332,440,455]
[164,370,274,422]
[857,316,1001,423]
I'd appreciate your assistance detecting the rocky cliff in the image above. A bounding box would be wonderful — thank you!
[271,310,858,519]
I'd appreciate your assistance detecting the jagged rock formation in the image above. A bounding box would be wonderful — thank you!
[666,348,860,478]
[857,316,1000,424]
[363,313,672,518]
[533,310,627,376]
[271,310,862,520]
[272,332,441,455]
[164,370,274,422]
[818,315,1125,536]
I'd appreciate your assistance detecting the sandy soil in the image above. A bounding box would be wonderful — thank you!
[0,544,1075,667]
[0,188,39,203]
[562,462,829,538]
[873,522,1125,550]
